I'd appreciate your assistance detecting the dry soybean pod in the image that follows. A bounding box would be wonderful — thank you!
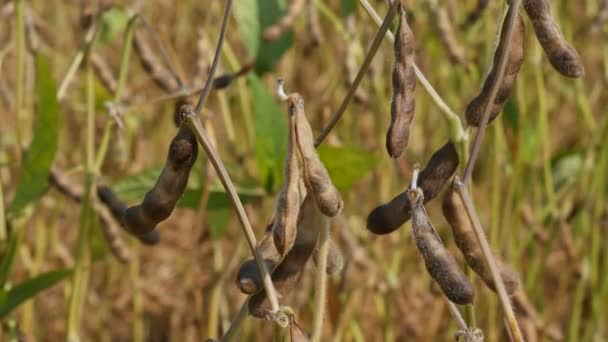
[292,93,344,217]
[367,141,459,235]
[312,237,344,275]
[123,125,198,236]
[272,97,302,257]
[249,194,321,317]
[442,185,521,295]
[263,0,305,41]
[386,5,416,158]
[236,224,282,295]
[465,6,525,127]
[408,187,475,305]
[97,186,160,245]
[592,0,608,34]
[522,0,585,78]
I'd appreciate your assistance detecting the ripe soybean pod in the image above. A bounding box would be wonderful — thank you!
[442,186,521,295]
[367,141,459,234]
[465,5,525,127]
[123,125,198,236]
[386,5,416,158]
[522,0,585,78]
[291,93,344,217]
[408,187,475,305]
[249,194,321,317]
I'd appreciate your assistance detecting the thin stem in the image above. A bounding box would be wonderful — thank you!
[311,217,330,342]
[314,0,398,146]
[139,16,184,88]
[445,300,468,332]
[15,0,25,149]
[194,0,233,115]
[0,177,6,241]
[462,1,520,185]
[454,179,523,342]
[114,15,139,102]
[57,22,98,101]
[183,111,280,314]
[358,0,466,145]
[220,299,249,342]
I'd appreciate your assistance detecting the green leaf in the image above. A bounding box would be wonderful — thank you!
[502,98,519,133]
[0,269,72,318]
[235,0,293,73]
[249,75,288,192]
[341,0,357,17]
[0,232,21,287]
[110,166,164,202]
[9,54,61,216]
[318,146,376,191]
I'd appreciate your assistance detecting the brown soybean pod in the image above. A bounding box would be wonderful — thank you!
[367,141,459,235]
[272,101,302,257]
[408,188,475,305]
[249,194,321,317]
[236,225,282,295]
[523,0,584,78]
[465,6,525,127]
[97,186,161,245]
[292,94,344,217]
[442,187,521,295]
[132,29,180,93]
[431,1,466,65]
[123,125,198,236]
[386,5,416,158]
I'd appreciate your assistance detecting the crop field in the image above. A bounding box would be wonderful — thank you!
[0,0,606,341]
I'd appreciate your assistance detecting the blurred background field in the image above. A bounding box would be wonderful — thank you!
[0,0,607,341]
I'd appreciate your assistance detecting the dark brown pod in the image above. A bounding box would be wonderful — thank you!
[523,0,584,78]
[386,6,416,158]
[292,94,344,217]
[442,187,520,295]
[249,194,321,318]
[97,185,161,246]
[123,125,198,236]
[465,6,525,127]
[313,238,344,275]
[236,226,282,295]
[367,141,459,235]
[408,188,474,305]
[272,102,301,257]
[462,0,489,28]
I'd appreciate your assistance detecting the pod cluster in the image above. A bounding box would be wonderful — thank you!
[235,93,345,318]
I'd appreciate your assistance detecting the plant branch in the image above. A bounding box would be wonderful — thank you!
[57,22,98,101]
[314,0,399,146]
[358,0,466,146]
[183,110,281,314]
[194,0,232,115]
[454,178,523,341]
[461,1,521,185]
[311,217,330,342]
[220,299,249,342]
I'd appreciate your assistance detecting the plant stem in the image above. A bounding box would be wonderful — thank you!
[454,179,523,341]
[15,0,25,150]
[66,50,97,342]
[220,299,249,342]
[57,22,98,101]
[0,177,6,241]
[194,0,232,115]
[358,0,467,146]
[314,0,398,146]
[462,1,520,185]
[311,217,330,342]
[183,112,280,314]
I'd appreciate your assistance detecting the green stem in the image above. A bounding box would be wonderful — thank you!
[0,177,6,241]
[15,0,26,149]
